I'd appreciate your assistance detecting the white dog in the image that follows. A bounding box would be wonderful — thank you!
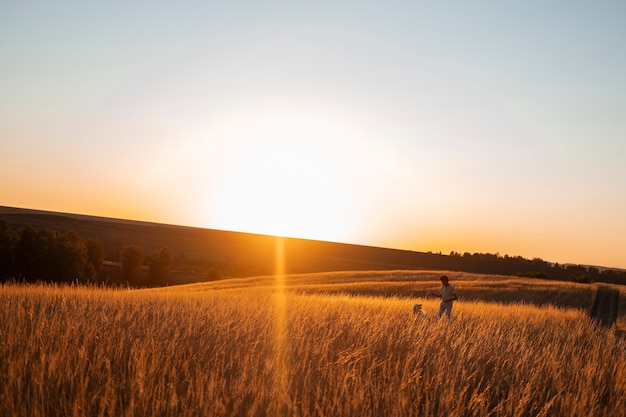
[413,304,425,316]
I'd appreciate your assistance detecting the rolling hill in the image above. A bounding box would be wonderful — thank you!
[1,206,624,285]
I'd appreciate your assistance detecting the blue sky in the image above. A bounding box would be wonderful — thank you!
[2,1,625,268]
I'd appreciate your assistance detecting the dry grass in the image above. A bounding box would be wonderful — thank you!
[179,270,600,311]
[1,272,625,417]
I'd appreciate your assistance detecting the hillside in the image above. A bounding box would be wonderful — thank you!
[0,206,457,280]
[1,206,625,285]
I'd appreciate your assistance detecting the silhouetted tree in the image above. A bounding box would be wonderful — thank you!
[148,247,173,283]
[13,226,95,283]
[55,230,95,283]
[120,245,144,281]
[15,226,55,281]
[0,220,18,281]
[566,264,587,276]
[86,238,104,271]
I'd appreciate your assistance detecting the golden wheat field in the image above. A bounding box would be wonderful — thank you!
[1,271,625,417]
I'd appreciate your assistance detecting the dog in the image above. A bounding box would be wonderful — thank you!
[413,304,424,316]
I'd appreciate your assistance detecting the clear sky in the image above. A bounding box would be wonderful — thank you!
[2,1,625,268]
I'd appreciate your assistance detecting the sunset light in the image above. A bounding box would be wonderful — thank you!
[2,1,626,268]
[208,107,359,241]
[3,3,626,414]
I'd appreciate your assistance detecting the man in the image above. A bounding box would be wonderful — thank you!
[431,275,457,319]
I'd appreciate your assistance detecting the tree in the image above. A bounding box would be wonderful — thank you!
[120,245,143,281]
[55,230,95,283]
[13,226,95,283]
[86,238,104,271]
[0,220,18,281]
[14,226,48,281]
[148,247,173,283]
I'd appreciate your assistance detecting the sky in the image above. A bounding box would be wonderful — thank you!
[1,1,625,269]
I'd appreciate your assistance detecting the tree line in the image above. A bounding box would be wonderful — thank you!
[0,220,173,286]
[448,251,626,285]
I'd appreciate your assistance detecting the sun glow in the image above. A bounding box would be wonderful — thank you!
[211,109,359,241]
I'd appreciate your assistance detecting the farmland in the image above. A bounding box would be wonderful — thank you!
[2,271,625,416]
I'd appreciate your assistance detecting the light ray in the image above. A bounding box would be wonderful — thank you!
[271,236,290,413]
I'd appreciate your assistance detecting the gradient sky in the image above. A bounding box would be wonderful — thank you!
[2,1,625,268]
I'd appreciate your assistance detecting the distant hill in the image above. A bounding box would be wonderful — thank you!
[0,206,457,278]
[1,206,625,286]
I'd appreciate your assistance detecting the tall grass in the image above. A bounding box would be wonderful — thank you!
[1,281,624,416]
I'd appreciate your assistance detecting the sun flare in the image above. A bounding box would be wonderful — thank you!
[211,110,358,241]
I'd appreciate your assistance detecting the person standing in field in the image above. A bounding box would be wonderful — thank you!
[431,275,457,319]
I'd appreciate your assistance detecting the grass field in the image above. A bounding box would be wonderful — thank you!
[1,271,625,416]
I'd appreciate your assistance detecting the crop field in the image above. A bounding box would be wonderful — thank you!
[1,271,625,416]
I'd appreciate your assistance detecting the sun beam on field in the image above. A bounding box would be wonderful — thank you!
[211,107,360,242]
[271,236,289,412]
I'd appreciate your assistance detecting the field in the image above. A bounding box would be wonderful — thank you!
[2,271,625,417]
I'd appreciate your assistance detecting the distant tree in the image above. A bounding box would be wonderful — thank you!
[599,269,626,285]
[120,245,144,280]
[148,247,173,283]
[86,238,105,271]
[55,230,95,283]
[13,226,95,283]
[0,220,18,280]
[15,226,56,281]
[600,269,616,281]
[566,264,587,276]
